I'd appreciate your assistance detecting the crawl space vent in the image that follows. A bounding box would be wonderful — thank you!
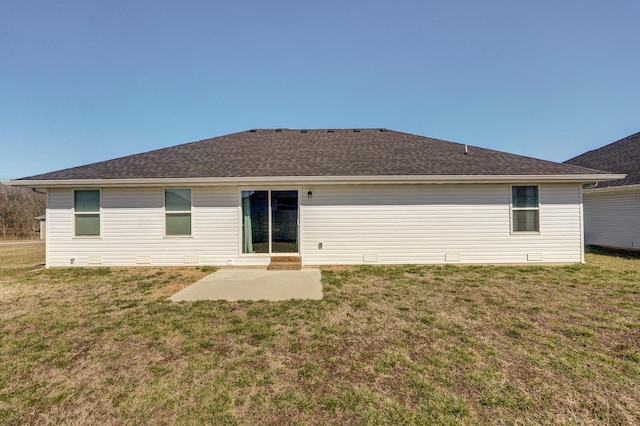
[445,253,461,262]
[363,254,379,263]
[527,253,543,262]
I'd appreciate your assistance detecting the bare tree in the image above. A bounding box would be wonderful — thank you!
[0,183,46,239]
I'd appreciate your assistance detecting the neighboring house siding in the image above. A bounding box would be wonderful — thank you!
[301,183,583,265]
[45,183,584,267]
[582,189,640,249]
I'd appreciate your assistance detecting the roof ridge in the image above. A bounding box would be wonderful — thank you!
[245,128,392,132]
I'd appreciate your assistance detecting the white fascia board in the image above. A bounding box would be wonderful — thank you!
[582,183,640,194]
[6,173,626,188]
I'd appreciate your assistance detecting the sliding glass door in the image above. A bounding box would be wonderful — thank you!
[241,191,269,253]
[241,190,298,254]
[271,190,298,253]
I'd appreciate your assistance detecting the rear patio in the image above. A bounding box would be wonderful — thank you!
[169,268,322,302]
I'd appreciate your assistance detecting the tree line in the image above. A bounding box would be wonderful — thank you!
[0,183,46,239]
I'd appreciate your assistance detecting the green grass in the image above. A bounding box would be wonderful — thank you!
[1,244,639,424]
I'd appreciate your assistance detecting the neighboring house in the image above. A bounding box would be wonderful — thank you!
[8,129,622,267]
[565,131,639,250]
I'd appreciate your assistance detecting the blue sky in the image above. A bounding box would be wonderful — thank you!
[1,0,638,179]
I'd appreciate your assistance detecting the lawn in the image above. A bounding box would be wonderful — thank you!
[1,245,639,425]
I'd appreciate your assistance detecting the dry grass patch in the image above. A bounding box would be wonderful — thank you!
[1,245,639,425]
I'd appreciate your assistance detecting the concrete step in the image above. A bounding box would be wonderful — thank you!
[268,256,302,271]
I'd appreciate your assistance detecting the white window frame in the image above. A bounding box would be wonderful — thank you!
[164,188,193,237]
[73,189,101,238]
[510,185,540,234]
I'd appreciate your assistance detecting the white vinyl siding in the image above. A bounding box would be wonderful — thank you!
[45,183,584,267]
[582,188,640,249]
[46,187,257,267]
[301,183,583,265]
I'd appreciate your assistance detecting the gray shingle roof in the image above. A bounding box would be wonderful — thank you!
[17,128,610,181]
[565,131,640,188]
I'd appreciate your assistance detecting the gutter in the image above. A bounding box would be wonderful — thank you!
[5,173,626,188]
[582,182,640,194]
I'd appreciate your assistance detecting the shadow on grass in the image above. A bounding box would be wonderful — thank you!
[586,245,640,259]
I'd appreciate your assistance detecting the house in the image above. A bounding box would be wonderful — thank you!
[565,131,639,250]
[8,129,623,268]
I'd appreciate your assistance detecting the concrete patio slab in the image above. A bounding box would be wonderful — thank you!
[169,268,323,302]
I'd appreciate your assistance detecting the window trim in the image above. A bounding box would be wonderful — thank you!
[164,188,193,237]
[510,185,540,234]
[73,189,101,238]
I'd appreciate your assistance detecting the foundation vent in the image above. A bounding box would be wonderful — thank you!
[527,253,543,262]
[136,256,151,265]
[184,255,199,265]
[445,253,461,262]
[363,254,379,263]
[88,256,102,265]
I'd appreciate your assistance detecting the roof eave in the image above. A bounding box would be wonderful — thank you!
[583,182,640,194]
[5,173,626,188]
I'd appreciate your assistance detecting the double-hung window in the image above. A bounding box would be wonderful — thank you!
[74,190,100,236]
[165,189,192,236]
[511,186,539,232]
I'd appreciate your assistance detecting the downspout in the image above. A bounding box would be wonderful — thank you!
[579,184,586,264]
[45,188,48,267]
